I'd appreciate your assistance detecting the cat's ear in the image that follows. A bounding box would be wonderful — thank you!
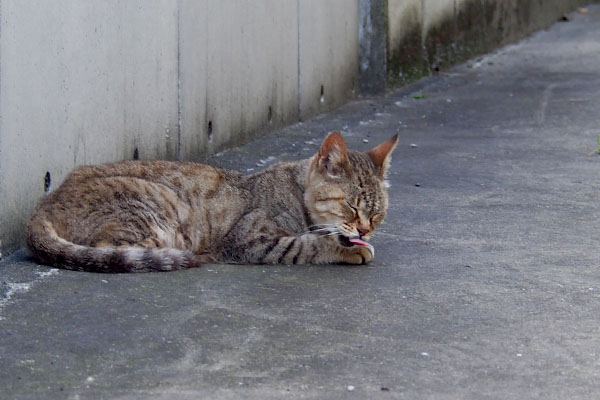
[317,131,352,178]
[366,134,399,179]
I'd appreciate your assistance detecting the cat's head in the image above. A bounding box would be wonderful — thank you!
[305,131,398,246]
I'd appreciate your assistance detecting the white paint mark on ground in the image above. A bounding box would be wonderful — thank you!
[0,283,32,321]
[535,83,557,125]
[0,268,60,321]
[256,156,277,167]
[35,269,60,279]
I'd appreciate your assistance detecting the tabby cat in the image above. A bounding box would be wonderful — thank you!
[26,131,398,272]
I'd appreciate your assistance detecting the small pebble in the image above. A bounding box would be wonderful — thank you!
[415,183,421,187]
[347,385,355,392]
[410,143,418,148]
[363,139,369,143]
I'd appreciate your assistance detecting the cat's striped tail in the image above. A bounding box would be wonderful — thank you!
[26,215,202,273]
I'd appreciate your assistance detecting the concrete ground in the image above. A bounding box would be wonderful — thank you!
[2,5,600,399]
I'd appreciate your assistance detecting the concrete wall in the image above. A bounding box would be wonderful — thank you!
[0,0,593,255]
[299,0,359,119]
[178,1,301,159]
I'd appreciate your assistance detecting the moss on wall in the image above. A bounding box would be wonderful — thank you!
[387,5,429,87]
[387,0,594,89]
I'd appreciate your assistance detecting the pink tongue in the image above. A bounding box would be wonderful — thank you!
[349,237,369,247]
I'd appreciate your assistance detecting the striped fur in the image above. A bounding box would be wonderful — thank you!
[26,132,398,272]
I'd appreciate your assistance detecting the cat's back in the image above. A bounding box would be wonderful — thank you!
[52,160,239,198]
[38,160,246,220]
[66,160,235,187]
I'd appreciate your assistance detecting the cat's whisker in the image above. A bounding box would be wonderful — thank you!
[324,231,342,237]
[305,225,342,236]
[308,224,338,229]
[305,227,342,237]
[309,228,338,233]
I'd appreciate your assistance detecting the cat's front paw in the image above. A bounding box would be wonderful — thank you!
[342,243,374,265]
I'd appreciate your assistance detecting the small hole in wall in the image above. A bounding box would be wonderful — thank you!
[207,120,213,141]
[268,106,273,124]
[133,147,139,160]
[44,171,51,194]
[320,85,325,103]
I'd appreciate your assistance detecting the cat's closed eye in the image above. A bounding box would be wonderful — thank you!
[370,213,384,225]
[346,201,358,218]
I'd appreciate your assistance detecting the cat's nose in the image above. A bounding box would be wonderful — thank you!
[357,227,370,237]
